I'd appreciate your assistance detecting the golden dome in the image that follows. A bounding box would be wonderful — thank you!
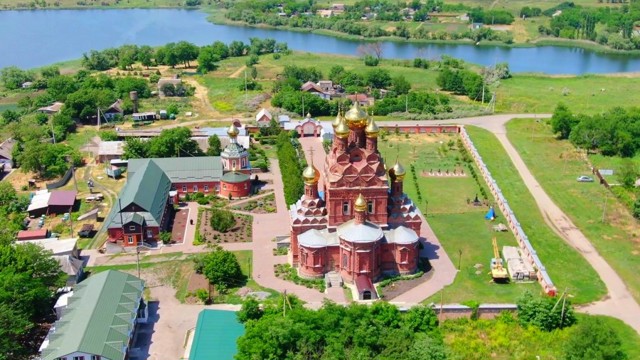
[332,109,344,128]
[335,118,350,138]
[354,193,367,212]
[344,100,368,129]
[365,118,379,137]
[302,164,318,185]
[227,123,240,137]
[391,160,406,181]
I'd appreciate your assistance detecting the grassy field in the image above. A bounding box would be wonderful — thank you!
[496,74,640,114]
[506,118,640,303]
[465,126,606,304]
[383,133,540,304]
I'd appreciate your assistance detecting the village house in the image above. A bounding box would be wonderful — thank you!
[301,81,332,100]
[20,237,84,286]
[39,270,147,360]
[0,137,15,170]
[98,140,125,163]
[255,108,273,127]
[104,99,124,120]
[347,93,375,106]
[317,9,334,18]
[37,101,64,115]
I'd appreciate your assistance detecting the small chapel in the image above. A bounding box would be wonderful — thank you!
[289,102,424,296]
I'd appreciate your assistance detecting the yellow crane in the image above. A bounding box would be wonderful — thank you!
[490,237,509,282]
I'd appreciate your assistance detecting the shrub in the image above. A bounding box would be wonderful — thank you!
[210,208,236,232]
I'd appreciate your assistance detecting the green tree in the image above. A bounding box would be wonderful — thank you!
[148,127,203,158]
[207,134,222,156]
[1,110,20,124]
[0,66,35,90]
[0,182,17,207]
[517,291,576,331]
[551,103,576,139]
[617,159,638,189]
[197,46,221,73]
[46,75,79,101]
[237,297,263,323]
[40,65,60,79]
[564,317,627,360]
[209,208,236,232]
[17,142,80,179]
[122,137,149,159]
[138,45,154,69]
[201,248,244,293]
[175,41,199,68]
[391,75,411,95]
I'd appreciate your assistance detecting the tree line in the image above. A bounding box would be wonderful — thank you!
[122,127,203,159]
[233,290,627,359]
[538,1,640,50]
[80,38,288,73]
[0,184,65,359]
[551,103,640,157]
[276,131,305,205]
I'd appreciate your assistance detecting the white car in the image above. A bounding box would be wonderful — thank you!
[577,176,594,182]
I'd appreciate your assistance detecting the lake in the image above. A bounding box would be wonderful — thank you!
[1,9,640,74]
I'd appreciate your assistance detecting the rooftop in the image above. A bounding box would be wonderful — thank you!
[98,141,125,156]
[48,190,77,207]
[189,310,245,360]
[128,157,223,183]
[40,270,144,360]
[21,237,78,255]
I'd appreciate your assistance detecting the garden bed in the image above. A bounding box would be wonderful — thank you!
[231,193,276,213]
[198,210,253,243]
[274,263,325,292]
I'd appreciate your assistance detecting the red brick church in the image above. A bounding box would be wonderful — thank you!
[289,102,423,299]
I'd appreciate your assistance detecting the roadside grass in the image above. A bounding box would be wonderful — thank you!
[465,125,606,304]
[506,118,640,303]
[385,133,539,303]
[496,74,640,114]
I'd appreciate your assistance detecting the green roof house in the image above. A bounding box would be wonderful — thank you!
[105,159,172,247]
[189,310,245,360]
[40,270,147,360]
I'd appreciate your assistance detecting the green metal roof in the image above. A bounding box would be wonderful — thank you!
[128,157,223,183]
[41,270,144,360]
[189,310,245,360]
[106,159,171,229]
[221,171,250,184]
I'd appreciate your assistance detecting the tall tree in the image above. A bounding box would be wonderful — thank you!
[201,248,244,293]
[564,317,626,360]
[207,134,222,156]
[551,102,577,139]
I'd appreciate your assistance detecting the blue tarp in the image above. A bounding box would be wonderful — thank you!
[485,207,496,221]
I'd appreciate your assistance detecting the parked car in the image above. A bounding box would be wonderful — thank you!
[577,175,594,182]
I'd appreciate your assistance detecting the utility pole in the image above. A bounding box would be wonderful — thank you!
[136,246,141,279]
[405,94,408,113]
[50,116,56,144]
[244,70,248,102]
[301,96,305,117]
[458,249,463,270]
[601,191,608,223]
[481,82,485,104]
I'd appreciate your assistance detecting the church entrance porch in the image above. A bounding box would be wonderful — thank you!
[355,275,378,300]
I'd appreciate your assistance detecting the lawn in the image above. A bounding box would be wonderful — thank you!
[385,133,540,303]
[506,118,640,303]
[496,74,640,114]
[465,126,606,304]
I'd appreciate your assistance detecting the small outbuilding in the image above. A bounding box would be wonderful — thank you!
[98,140,125,163]
[220,171,251,199]
[355,275,377,300]
[47,190,77,215]
[17,229,50,241]
[189,310,245,360]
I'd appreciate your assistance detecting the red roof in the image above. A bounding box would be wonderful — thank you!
[48,190,77,207]
[17,229,48,241]
[347,94,370,102]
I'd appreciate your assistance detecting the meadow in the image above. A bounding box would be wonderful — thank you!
[384,132,540,304]
[464,126,606,304]
[506,118,640,303]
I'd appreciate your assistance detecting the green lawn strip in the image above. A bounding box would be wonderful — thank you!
[465,125,606,304]
[506,118,640,303]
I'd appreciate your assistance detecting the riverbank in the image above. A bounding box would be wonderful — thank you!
[206,8,640,56]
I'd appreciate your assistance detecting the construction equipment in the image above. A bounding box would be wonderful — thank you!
[490,237,509,282]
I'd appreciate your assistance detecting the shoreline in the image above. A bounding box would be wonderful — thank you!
[1,6,639,55]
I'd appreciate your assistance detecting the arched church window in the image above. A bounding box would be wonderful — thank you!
[342,254,348,268]
[342,202,350,215]
[367,200,374,213]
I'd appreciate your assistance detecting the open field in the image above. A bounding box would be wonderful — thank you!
[506,118,640,304]
[465,126,606,304]
[496,74,640,114]
[384,133,540,303]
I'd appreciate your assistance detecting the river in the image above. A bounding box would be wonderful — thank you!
[1,8,640,74]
